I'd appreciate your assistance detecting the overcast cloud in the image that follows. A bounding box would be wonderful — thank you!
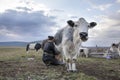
[0,8,57,41]
[0,0,120,47]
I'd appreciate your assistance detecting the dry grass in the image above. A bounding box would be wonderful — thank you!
[0,47,120,80]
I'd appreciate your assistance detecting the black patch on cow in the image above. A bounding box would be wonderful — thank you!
[35,43,41,51]
[67,20,74,27]
[89,22,97,28]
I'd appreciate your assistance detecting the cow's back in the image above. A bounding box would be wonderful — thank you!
[29,43,36,49]
[54,28,64,45]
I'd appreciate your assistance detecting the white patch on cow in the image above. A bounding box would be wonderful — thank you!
[29,43,36,49]
[75,18,89,34]
[72,62,77,71]
[67,63,72,71]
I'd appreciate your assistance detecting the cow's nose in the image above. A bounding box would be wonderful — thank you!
[79,32,88,38]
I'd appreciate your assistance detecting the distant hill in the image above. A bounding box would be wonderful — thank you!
[0,40,43,47]
[0,41,28,47]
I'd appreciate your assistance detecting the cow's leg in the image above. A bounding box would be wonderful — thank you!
[85,53,88,58]
[85,50,88,58]
[66,59,72,72]
[62,54,65,63]
[63,46,72,71]
[26,48,29,53]
[72,49,78,72]
[72,59,77,72]
[55,44,65,62]
[26,50,29,53]
[36,49,39,53]
[72,45,80,71]
[26,44,29,53]
[73,46,79,60]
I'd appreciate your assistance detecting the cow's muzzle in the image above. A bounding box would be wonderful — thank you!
[79,32,88,41]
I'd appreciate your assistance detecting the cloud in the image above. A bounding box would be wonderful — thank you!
[67,14,78,19]
[85,0,112,11]
[0,0,21,13]
[85,11,120,46]
[0,9,57,41]
[87,8,92,11]
[118,10,120,13]
[0,0,50,15]
[50,9,64,13]
[91,13,120,38]
[116,0,120,3]
[0,0,71,41]
[92,4,112,11]
[16,7,32,11]
[0,27,21,38]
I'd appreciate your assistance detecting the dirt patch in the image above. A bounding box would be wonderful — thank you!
[77,59,120,80]
[0,59,120,80]
[0,47,120,80]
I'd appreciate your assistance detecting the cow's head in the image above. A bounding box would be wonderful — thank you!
[67,18,97,42]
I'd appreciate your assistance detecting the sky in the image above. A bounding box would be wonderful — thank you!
[0,0,120,47]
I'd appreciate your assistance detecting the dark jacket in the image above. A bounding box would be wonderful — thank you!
[43,41,59,55]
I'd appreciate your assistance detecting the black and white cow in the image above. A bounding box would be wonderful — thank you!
[26,43,41,53]
[54,18,97,71]
[79,47,89,58]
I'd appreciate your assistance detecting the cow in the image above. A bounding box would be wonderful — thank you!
[54,17,97,72]
[79,47,89,58]
[26,43,41,53]
[104,43,120,59]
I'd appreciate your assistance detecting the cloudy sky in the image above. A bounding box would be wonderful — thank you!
[0,0,120,46]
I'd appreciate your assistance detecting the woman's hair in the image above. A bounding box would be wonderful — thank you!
[48,36,54,40]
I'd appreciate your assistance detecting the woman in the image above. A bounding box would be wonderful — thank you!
[42,36,63,66]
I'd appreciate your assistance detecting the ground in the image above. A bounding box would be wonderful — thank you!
[0,47,120,80]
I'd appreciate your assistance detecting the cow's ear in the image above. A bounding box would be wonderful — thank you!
[89,22,97,28]
[67,20,74,27]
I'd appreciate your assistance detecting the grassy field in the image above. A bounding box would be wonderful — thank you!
[0,47,120,80]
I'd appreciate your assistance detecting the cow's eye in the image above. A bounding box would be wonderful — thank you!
[75,25,78,27]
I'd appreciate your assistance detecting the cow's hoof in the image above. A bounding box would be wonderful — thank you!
[67,69,72,72]
[72,70,78,72]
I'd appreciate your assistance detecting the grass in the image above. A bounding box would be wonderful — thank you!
[0,47,42,61]
[0,47,120,80]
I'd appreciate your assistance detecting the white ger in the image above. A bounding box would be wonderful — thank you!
[54,18,97,72]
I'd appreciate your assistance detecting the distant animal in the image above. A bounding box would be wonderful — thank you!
[105,43,120,58]
[54,17,97,72]
[79,47,89,58]
[26,43,41,53]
